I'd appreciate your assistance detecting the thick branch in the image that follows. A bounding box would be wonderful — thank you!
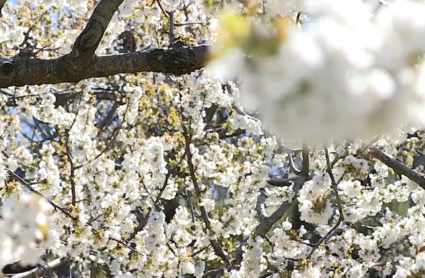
[68,0,125,69]
[0,0,209,89]
[0,46,208,88]
[0,0,6,17]
[11,258,67,278]
[369,146,425,189]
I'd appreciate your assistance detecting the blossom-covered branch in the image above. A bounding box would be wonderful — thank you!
[369,146,425,189]
[184,130,233,268]
[0,0,208,89]
[233,145,310,267]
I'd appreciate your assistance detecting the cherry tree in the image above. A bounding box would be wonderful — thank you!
[1,0,425,277]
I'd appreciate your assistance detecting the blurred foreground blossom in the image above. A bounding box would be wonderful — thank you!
[208,0,425,144]
[0,194,54,269]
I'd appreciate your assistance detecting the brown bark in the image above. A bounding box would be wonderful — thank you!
[0,46,209,88]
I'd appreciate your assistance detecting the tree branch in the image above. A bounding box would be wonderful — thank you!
[11,257,67,278]
[369,146,425,189]
[305,146,344,259]
[0,0,6,17]
[126,172,172,243]
[267,177,295,187]
[0,46,209,88]
[256,144,309,236]
[5,90,121,107]
[256,188,268,220]
[67,0,125,69]
[233,144,310,266]
[184,130,233,268]
[301,143,309,176]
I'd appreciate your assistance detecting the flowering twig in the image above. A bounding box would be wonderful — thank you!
[234,144,310,266]
[184,130,233,269]
[64,103,81,206]
[126,148,188,242]
[6,169,142,256]
[75,101,130,170]
[256,144,309,236]
[305,146,345,259]
[7,169,74,219]
[126,172,172,243]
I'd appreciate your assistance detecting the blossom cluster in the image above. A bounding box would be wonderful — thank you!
[209,0,425,144]
[2,0,425,277]
[0,194,54,270]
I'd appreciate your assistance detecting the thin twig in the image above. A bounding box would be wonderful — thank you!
[358,135,381,155]
[64,102,81,206]
[289,153,301,175]
[151,0,169,17]
[75,101,130,170]
[325,147,344,222]
[174,22,204,26]
[184,129,233,268]
[191,245,210,257]
[6,169,142,256]
[6,169,75,219]
[168,11,175,46]
[305,146,344,259]
[126,172,172,243]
